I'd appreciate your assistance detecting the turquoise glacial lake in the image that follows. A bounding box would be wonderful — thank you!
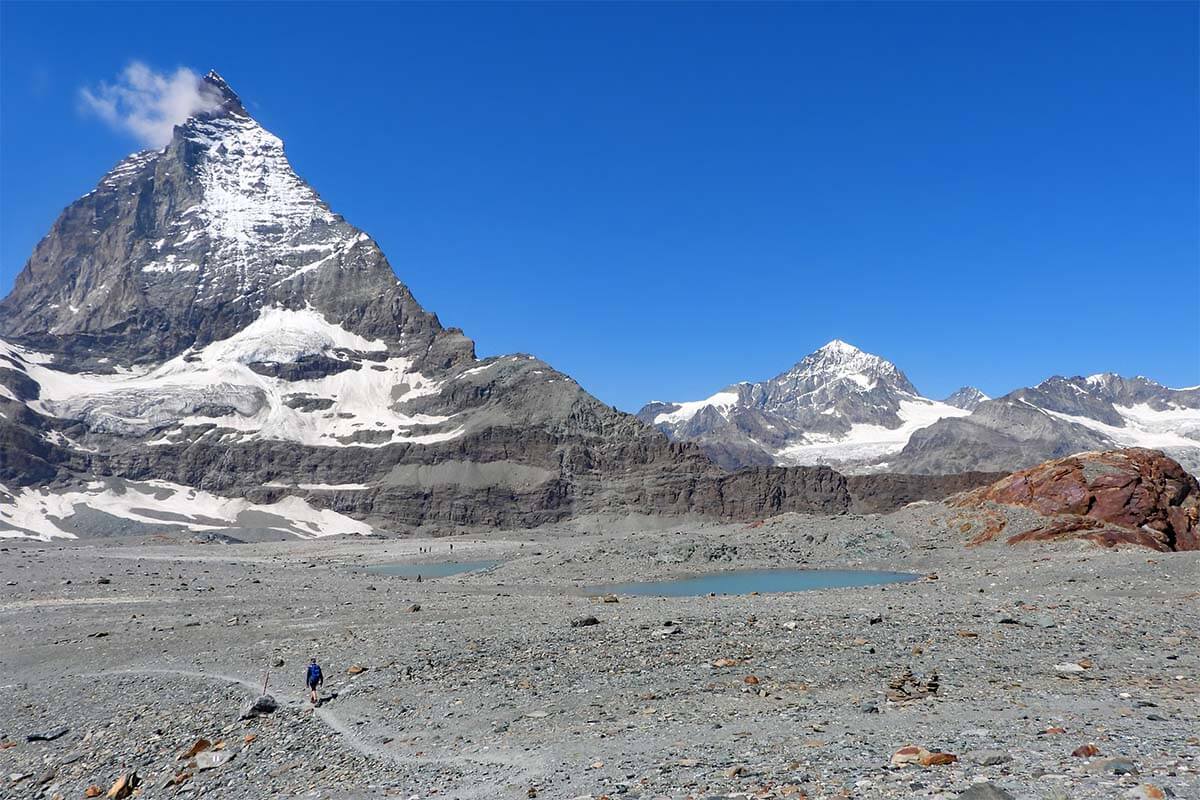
[591,568,917,597]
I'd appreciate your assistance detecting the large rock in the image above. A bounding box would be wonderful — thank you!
[951,448,1200,551]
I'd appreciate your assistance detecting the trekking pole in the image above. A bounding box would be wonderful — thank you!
[262,666,270,696]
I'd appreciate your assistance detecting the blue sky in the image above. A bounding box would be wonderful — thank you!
[2,2,1197,410]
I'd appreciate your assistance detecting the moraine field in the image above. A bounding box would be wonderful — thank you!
[1,504,1197,800]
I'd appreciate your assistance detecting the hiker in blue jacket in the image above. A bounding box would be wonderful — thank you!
[306,657,324,706]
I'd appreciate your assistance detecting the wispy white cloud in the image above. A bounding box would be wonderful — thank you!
[80,62,221,147]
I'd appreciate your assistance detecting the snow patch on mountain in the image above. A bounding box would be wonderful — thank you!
[204,306,386,364]
[184,109,343,262]
[653,390,741,425]
[1,306,459,448]
[1041,404,1200,450]
[0,479,374,541]
[775,397,971,465]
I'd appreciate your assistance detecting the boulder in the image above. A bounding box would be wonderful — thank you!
[890,745,957,768]
[106,772,138,799]
[952,449,1200,551]
[240,694,278,719]
[194,751,233,771]
[958,784,1015,800]
[179,738,211,759]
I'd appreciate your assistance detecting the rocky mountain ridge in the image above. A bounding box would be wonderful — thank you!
[893,374,1200,477]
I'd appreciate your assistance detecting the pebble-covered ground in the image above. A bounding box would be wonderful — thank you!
[0,505,1197,799]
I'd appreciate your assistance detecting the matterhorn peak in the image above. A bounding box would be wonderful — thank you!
[195,69,247,119]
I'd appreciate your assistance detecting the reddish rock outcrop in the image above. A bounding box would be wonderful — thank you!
[951,448,1200,552]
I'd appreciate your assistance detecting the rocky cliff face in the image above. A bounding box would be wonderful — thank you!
[637,340,970,470]
[949,448,1200,552]
[0,71,848,540]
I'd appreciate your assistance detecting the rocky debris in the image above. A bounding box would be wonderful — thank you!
[885,668,939,702]
[952,449,1200,551]
[347,664,367,675]
[239,695,277,719]
[570,616,600,628]
[1,513,1197,799]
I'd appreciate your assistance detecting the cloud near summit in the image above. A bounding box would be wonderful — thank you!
[80,62,221,147]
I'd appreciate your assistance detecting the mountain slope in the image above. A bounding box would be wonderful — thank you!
[637,340,970,470]
[0,71,848,540]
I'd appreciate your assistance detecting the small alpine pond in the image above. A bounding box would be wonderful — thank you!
[591,568,918,597]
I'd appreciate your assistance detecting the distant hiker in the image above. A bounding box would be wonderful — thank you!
[416,573,422,583]
[306,657,324,705]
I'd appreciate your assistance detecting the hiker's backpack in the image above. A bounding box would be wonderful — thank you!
[307,663,322,685]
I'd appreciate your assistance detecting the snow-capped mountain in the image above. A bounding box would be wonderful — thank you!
[943,386,989,411]
[637,340,971,470]
[638,345,1200,477]
[893,374,1200,476]
[0,71,847,541]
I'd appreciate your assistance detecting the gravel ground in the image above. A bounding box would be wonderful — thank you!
[0,505,1197,800]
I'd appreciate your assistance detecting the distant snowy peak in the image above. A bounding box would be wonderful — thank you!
[637,340,967,470]
[943,386,989,411]
[768,339,918,401]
